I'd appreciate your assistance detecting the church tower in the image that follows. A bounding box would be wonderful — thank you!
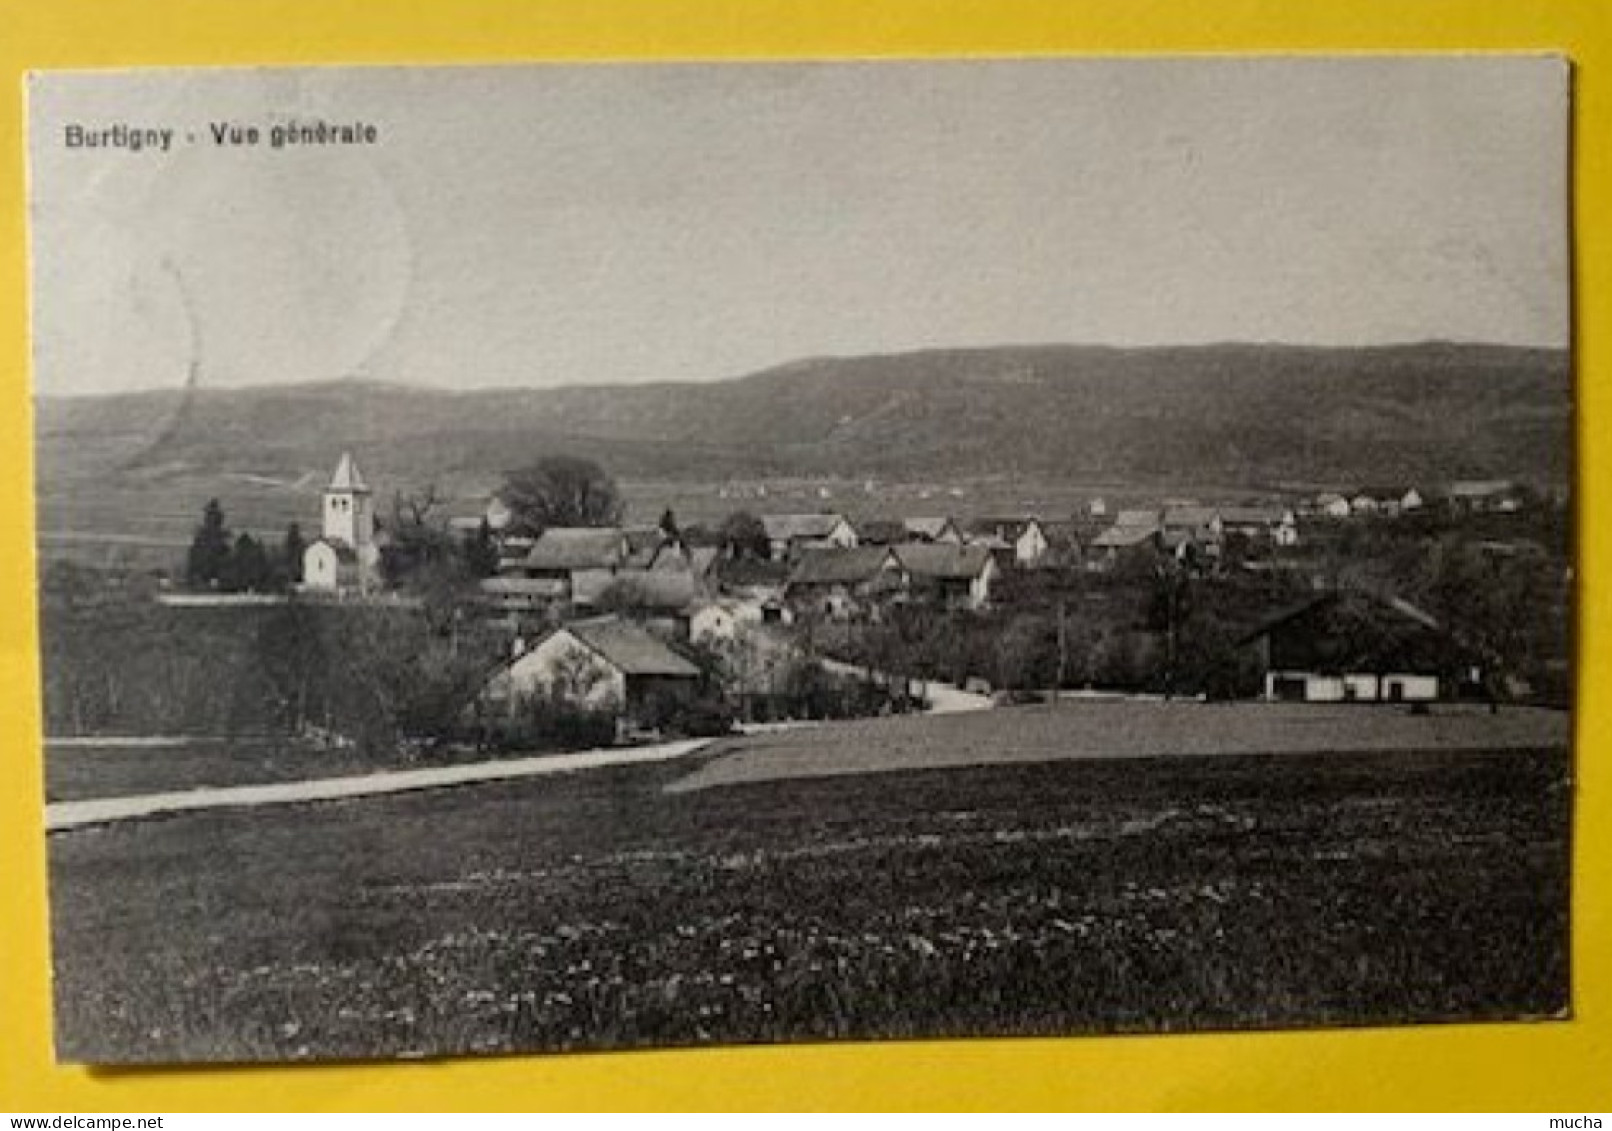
[322,451,374,551]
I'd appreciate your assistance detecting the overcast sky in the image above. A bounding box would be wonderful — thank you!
[27,56,1569,398]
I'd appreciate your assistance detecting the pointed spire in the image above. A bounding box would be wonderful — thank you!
[328,452,369,493]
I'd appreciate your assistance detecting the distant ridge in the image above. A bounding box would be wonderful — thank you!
[35,341,1571,489]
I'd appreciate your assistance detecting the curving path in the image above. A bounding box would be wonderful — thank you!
[46,739,711,832]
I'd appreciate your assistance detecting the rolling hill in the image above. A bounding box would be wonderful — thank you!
[35,341,1571,498]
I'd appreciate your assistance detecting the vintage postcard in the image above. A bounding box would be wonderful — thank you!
[27,58,1572,1064]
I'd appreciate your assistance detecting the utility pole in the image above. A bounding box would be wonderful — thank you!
[1056,595,1069,704]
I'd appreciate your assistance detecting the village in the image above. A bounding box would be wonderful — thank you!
[40,449,1559,755]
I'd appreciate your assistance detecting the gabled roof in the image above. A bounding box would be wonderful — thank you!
[1219,505,1289,526]
[478,577,568,599]
[1114,508,1161,529]
[894,543,993,581]
[1237,589,1441,646]
[571,568,698,611]
[968,516,1043,540]
[855,519,910,545]
[525,527,626,571]
[623,525,669,554]
[715,556,791,589]
[1163,505,1220,530]
[687,545,722,578]
[560,617,702,678]
[761,513,850,542]
[1092,523,1159,549]
[903,516,959,541]
[327,452,370,493]
[307,538,360,564]
[787,546,900,586]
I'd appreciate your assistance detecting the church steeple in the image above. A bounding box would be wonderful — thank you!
[328,451,369,494]
[322,451,374,550]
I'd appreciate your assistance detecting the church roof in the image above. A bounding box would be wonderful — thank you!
[328,452,370,493]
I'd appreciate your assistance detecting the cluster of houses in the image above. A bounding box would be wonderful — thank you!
[285,454,1536,722]
[1302,480,1535,518]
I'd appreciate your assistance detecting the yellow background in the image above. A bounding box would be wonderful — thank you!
[1,0,1606,1112]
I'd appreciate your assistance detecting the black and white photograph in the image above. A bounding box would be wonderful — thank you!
[27,57,1573,1064]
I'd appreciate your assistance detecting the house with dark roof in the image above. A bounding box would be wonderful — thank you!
[1162,505,1224,541]
[784,546,905,619]
[892,543,997,610]
[1238,589,1468,703]
[902,516,965,545]
[570,567,700,638]
[484,616,702,729]
[520,527,629,581]
[760,513,858,560]
[1089,520,1161,571]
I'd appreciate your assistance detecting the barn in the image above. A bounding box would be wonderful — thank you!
[484,616,702,729]
[1239,589,1468,703]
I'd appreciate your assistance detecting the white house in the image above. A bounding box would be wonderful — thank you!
[969,517,1049,566]
[1313,493,1352,519]
[301,453,383,595]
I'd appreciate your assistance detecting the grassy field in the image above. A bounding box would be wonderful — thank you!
[672,701,1571,791]
[49,737,1570,1063]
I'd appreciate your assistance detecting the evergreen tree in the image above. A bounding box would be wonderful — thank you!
[226,532,271,593]
[463,517,500,578]
[185,499,232,589]
[282,522,307,588]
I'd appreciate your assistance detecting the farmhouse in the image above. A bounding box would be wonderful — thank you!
[518,527,629,582]
[1219,505,1300,547]
[902,516,965,544]
[1162,505,1223,543]
[1089,520,1160,571]
[484,616,701,728]
[1311,493,1352,519]
[690,595,793,644]
[784,545,905,619]
[1447,479,1524,513]
[893,543,998,610]
[761,513,858,560]
[1114,508,1162,531]
[571,567,700,638]
[1355,486,1424,516]
[967,517,1049,566]
[1239,589,1463,703]
[301,453,383,595]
